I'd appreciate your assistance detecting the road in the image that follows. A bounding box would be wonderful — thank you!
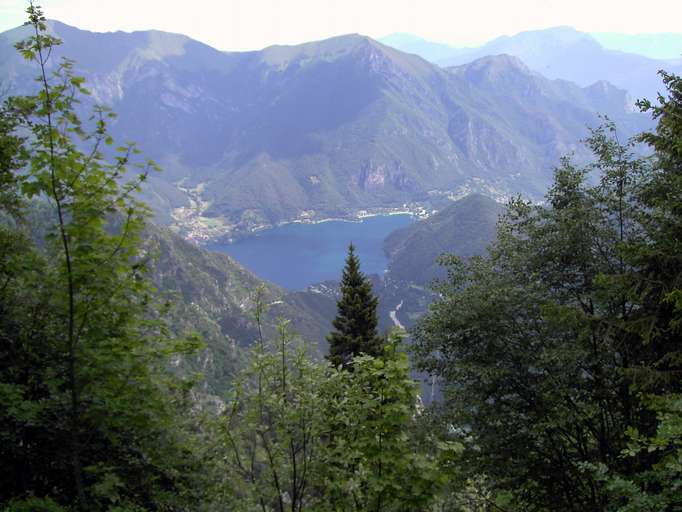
[389,299,405,330]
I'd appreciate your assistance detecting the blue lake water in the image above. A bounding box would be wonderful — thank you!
[208,214,415,290]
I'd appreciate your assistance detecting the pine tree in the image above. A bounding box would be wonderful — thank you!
[327,243,384,368]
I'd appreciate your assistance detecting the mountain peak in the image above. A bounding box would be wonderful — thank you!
[260,33,371,64]
[45,20,192,59]
[492,25,592,45]
[465,53,530,71]
[258,33,434,78]
[448,53,533,83]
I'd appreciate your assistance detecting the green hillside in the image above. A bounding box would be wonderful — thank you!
[0,22,650,239]
[147,224,336,394]
[384,194,505,284]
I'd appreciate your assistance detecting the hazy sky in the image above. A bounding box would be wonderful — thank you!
[1,0,681,51]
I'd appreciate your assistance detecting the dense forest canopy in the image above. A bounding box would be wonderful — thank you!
[1,3,681,512]
[413,77,682,510]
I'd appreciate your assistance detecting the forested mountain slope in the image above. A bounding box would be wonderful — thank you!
[384,194,504,284]
[0,21,649,238]
[147,224,336,393]
[14,206,335,395]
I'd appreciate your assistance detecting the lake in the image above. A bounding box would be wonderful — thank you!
[208,214,415,290]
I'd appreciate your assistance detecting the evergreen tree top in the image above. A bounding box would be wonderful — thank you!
[327,243,384,368]
[340,243,363,287]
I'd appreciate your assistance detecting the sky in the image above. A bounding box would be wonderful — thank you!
[1,0,681,51]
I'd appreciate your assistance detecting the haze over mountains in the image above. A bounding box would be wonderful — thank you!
[0,21,651,240]
[590,32,682,60]
[381,27,682,101]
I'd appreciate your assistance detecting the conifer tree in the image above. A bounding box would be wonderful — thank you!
[327,243,384,367]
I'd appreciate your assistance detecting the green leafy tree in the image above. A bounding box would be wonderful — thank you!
[327,243,384,368]
[215,290,327,512]
[588,70,682,512]
[217,293,448,511]
[0,99,27,216]
[0,4,203,510]
[319,335,449,512]
[411,116,675,510]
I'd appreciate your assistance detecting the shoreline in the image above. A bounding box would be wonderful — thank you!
[285,210,416,226]
[175,200,431,246]
[216,210,419,245]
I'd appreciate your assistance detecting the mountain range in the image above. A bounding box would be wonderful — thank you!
[1,21,651,240]
[381,30,682,62]
[380,27,682,101]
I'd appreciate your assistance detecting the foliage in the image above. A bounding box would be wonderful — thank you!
[327,243,384,368]
[592,69,682,512]
[3,496,67,512]
[0,99,27,217]
[590,394,682,511]
[215,289,447,511]
[412,98,682,510]
[0,4,203,510]
[319,335,449,511]
[214,289,327,511]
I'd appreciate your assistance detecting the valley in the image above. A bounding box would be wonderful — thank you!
[1,14,666,376]
[171,175,431,243]
[2,2,681,508]
[0,15,659,357]
[207,213,416,290]
[1,20,653,242]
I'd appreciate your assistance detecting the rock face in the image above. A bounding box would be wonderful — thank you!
[1,22,650,237]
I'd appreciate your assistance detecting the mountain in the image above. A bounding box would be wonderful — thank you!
[382,27,682,101]
[440,26,682,100]
[16,200,335,397]
[0,22,649,241]
[590,32,682,60]
[384,194,504,285]
[147,224,336,394]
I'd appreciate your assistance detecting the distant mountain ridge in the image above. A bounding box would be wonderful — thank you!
[381,27,682,101]
[378,33,463,63]
[1,21,650,240]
